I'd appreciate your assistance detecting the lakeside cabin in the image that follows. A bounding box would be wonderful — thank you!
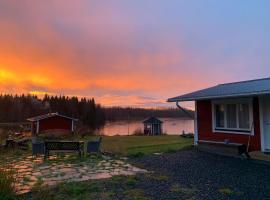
[168,78,270,155]
[27,112,78,135]
[143,117,163,135]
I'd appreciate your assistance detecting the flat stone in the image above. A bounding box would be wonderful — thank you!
[115,160,125,165]
[71,175,91,182]
[38,165,50,170]
[45,180,57,186]
[29,176,38,182]
[131,167,147,173]
[60,168,75,173]
[119,171,136,176]
[14,165,29,169]
[89,173,112,179]
[32,172,42,176]
[109,171,120,176]
[18,169,32,173]
[17,189,31,195]
[120,157,128,160]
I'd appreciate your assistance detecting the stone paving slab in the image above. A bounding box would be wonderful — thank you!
[0,155,147,195]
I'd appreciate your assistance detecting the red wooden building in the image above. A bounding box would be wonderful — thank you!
[27,112,78,135]
[168,78,270,153]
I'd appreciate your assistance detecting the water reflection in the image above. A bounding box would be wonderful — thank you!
[99,118,194,136]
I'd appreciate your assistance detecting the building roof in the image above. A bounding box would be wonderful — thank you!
[168,77,270,102]
[27,112,78,122]
[143,117,163,124]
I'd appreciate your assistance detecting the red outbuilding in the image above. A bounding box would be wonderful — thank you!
[168,78,270,153]
[27,112,78,135]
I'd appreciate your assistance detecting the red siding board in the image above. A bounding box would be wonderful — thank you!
[39,116,72,132]
[197,97,261,151]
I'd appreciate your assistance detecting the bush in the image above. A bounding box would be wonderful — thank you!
[132,128,144,136]
[0,167,17,200]
[129,152,145,158]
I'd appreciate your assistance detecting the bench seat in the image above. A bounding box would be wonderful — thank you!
[198,140,247,156]
[44,141,84,158]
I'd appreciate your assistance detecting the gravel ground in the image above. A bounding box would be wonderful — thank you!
[130,149,270,200]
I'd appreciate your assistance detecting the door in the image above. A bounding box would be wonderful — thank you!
[263,96,270,151]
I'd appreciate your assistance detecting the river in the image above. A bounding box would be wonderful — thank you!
[98,118,194,136]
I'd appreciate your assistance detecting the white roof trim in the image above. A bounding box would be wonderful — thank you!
[168,90,270,102]
[27,112,78,122]
[168,77,270,102]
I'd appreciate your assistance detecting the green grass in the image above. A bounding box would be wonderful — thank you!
[18,176,150,200]
[0,135,192,162]
[218,187,234,195]
[218,187,244,197]
[145,173,169,182]
[0,167,17,200]
[94,135,193,156]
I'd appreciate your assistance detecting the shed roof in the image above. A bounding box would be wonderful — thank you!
[27,112,78,122]
[168,77,270,102]
[143,117,163,124]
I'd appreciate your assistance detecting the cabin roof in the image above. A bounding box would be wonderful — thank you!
[143,117,163,124]
[27,112,78,122]
[168,77,270,102]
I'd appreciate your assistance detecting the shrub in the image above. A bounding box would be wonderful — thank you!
[0,167,17,200]
[129,152,145,158]
[132,128,144,136]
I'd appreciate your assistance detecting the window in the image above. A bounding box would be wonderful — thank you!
[215,104,225,128]
[227,104,237,128]
[213,100,252,134]
[238,103,250,129]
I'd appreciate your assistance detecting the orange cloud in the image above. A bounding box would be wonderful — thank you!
[0,1,233,107]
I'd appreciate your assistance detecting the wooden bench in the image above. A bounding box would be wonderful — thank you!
[4,138,30,150]
[198,140,248,157]
[44,141,84,159]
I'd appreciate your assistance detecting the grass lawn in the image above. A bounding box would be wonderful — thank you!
[0,135,193,164]
[18,173,197,200]
[18,176,153,200]
[90,135,193,157]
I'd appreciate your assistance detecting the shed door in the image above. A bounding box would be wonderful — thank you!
[262,96,270,151]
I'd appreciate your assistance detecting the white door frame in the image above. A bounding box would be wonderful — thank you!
[259,96,265,151]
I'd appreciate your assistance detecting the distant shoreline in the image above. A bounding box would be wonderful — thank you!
[105,116,194,122]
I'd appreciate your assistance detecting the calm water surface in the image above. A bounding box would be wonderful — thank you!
[99,118,194,136]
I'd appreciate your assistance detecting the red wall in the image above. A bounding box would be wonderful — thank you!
[197,97,261,151]
[38,116,72,132]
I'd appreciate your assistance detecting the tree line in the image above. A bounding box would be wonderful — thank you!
[0,94,105,129]
[104,107,194,121]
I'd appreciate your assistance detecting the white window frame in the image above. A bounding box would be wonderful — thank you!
[211,98,254,135]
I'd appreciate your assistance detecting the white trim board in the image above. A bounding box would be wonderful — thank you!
[259,97,265,151]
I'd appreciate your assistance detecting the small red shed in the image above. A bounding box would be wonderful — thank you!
[168,78,270,153]
[27,112,78,135]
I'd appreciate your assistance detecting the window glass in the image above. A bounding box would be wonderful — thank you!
[215,104,225,128]
[226,104,237,128]
[238,103,250,129]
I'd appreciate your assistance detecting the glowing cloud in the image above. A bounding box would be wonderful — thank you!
[0,1,269,107]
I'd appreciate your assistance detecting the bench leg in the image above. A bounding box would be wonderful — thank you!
[44,150,49,159]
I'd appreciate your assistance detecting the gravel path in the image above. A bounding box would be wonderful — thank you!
[131,149,270,200]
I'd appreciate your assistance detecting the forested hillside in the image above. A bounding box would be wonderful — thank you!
[0,94,105,128]
[103,107,194,121]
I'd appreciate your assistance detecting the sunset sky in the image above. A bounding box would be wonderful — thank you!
[0,1,270,108]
